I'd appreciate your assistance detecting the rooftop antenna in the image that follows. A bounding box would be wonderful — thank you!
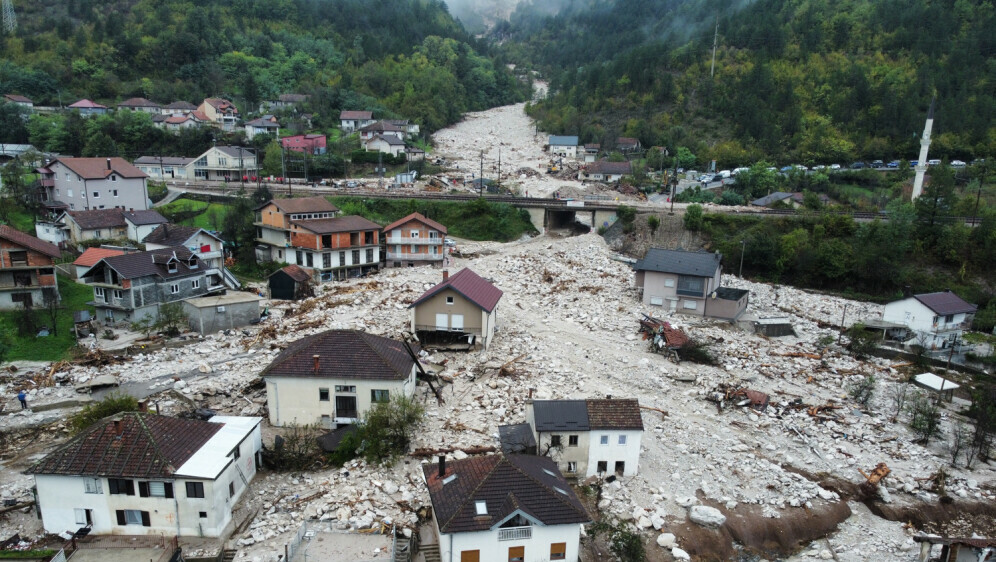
[911,96,936,200]
[2,0,16,34]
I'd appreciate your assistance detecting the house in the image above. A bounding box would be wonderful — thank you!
[182,292,263,335]
[261,330,418,428]
[384,119,420,137]
[422,454,590,562]
[634,248,749,320]
[188,146,258,181]
[358,121,405,141]
[286,215,383,280]
[3,94,33,108]
[124,210,169,241]
[244,115,280,140]
[162,101,198,116]
[254,196,341,267]
[198,98,240,131]
[25,410,262,537]
[362,134,406,157]
[581,160,631,182]
[409,268,503,349]
[583,144,600,163]
[281,134,327,155]
[750,192,793,207]
[73,248,125,280]
[340,110,375,132]
[616,137,641,152]
[79,246,224,324]
[913,534,996,562]
[260,93,309,111]
[116,98,161,114]
[143,224,228,271]
[36,157,150,212]
[549,136,579,159]
[522,398,643,478]
[0,225,61,309]
[134,156,196,180]
[162,112,209,131]
[68,99,108,116]
[33,217,70,248]
[267,264,314,300]
[62,209,128,243]
[882,290,978,350]
[383,212,447,268]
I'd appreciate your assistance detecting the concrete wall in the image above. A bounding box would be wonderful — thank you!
[440,524,582,562]
[184,300,260,335]
[585,429,642,477]
[265,370,416,427]
[704,293,749,321]
[537,431,590,478]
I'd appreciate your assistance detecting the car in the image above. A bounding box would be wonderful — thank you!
[780,165,794,172]
[829,164,842,170]
[718,170,731,178]
[851,162,866,169]
[795,164,809,171]
[732,167,749,175]
[971,158,986,166]
[909,160,919,167]
[927,159,941,166]
[887,161,900,168]
[766,167,777,172]
[444,238,456,247]
[345,180,358,188]
[812,165,826,171]
[951,160,967,168]
[871,160,884,168]
[711,174,725,182]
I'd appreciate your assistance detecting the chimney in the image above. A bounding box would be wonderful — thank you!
[137,400,148,413]
[313,354,320,373]
[442,270,449,282]
[437,455,446,478]
[106,158,111,170]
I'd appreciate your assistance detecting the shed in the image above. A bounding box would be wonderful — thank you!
[182,292,263,334]
[913,373,960,402]
[267,265,313,300]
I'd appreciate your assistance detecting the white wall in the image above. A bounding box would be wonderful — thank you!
[883,298,970,349]
[440,523,583,562]
[585,429,642,477]
[265,370,416,427]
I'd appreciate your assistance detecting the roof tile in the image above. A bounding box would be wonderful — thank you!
[261,330,416,381]
[382,212,447,235]
[410,268,503,312]
[0,225,62,258]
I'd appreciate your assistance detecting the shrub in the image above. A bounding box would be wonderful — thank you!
[907,391,941,444]
[845,324,879,358]
[647,215,660,235]
[69,392,139,434]
[684,204,704,231]
[355,395,425,463]
[154,302,188,337]
[848,375,876,407]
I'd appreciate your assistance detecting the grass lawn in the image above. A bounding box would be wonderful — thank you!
[4,207,37,233]
[158,198,229,231]
[0,276,95,362]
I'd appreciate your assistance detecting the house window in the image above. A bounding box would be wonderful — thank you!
[446,296,454,305]
[649,296,664,306]
[597,461,607,473]
[199,512,208,518]
[676,275,704,296]
[319,388,330,401]
[944,314,954,323]
[475,500,487,515]
[110,175,117,182]
[323,253,331,268]
[233,445,240,460]
[339,251,346,265]
[508,546,524,562]
[167,262,177,273]
[664,278,675,288]
[84,478,102,494]
[618,435,627,445]
[94,287,105,300]
[75,508,88,525]
[550,543,567,560]
[566,462,577,473]
[138,481,173,498]
[335,385,356,393]
[68,188,74,198]
[352,250,360,264]
[683,300,698,310]
[306,253,314,267]
[112,289,123,300]
[92,191,99,198]
[171,284,179,294]
[108,479,135,495]
[185,482,205,498]
[112,189,118,197]
[371,389,390,403]
[366,249,374,263]
[600,435,609,445]
[229,482,235,498]
[568,435,579,447]
[550,435,561,447]
[8,251,27,266]
[116,509,149,526]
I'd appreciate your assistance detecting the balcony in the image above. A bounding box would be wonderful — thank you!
[386,252,442,261]
[498,527,531,541]
[386,237,443,245]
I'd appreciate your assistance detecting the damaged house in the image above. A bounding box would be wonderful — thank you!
[409,268,503,350]
[261,330,418,429]
[634,248,748,321]
[882,290,977,350]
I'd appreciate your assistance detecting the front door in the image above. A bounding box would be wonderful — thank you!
[335,396,357,419]
[615,461,625,475]
[460,551,480,562]
[435,313,448,330]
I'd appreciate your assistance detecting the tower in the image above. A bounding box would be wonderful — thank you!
[2,0,15,34]
[911,97,935,201]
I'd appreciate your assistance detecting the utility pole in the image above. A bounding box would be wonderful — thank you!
[670,156,678,214]
[912,97,936,200]
[280,146,287,194]
[497,147,501,191]
[738,239,746,278]
[479,150,484,197]
[710,15,719,78]
[838,304,849,345]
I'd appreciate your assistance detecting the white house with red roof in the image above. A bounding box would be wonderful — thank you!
[339,110,375,132]
[409,268,503,349]
[68,99,108,116]
[73,247,125,279]
[26,411,261,537]
[882,290,978,350]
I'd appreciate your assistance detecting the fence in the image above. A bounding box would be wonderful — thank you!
[61,535,178,562]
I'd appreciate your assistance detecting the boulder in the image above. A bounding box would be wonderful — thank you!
[689,505,726,528]
[656,533,676,548]
[672,547,690,560]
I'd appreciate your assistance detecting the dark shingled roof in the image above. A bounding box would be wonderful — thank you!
[292,215,380,234]
[165,101,197,110]
[261,330,416,381]
[270,264,312,283]
[118,97,160,108]
[532,400,589,432]
[89,247,202,280]
[410,268,503,313]
[142,224,212,247]
[586,160,632,176]
[0,225,61,258]
[423,454,590,534]
[635,248,721,278]
[382,212,447,235]
[123,210,168,226]
[913,291,977,315]
[68,209,126,230]
[25,412,221,478]
[586,399,644,430]
[258,196,339,214]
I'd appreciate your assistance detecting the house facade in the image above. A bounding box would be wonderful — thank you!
[281,134,327,155]
[362,134,406,157]
[36,158,150,212]
[583,144,600,163]
[616,137,641,152]
[410,268,503,349]
[143,224,227,271]
[549,136,579,159]
[383,212,447,268]
[3,94,33,108]
[134,156,196,180]
[340,110,375,132]
[422,454,590,562]
[63,209,128,242]
[267,264,314,300]
[0,226,61,309]
[524,399,644,478]
[244,115,280,140]
[117,98,161,113]
[26,411,262,538]
[162,101,198,116]
[188,146,258,181]
[358,121,405,142]
[882,291,977,349]
[68,99,108,116]
[262,330,418,428]
[581,160,631,182]
[198,98,239,131]
[634,248,748,320]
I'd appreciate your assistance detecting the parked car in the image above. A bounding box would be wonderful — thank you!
[779,165,794,172]
[971,159,986,166]
[812,164,826,170]
[910,160,919,167]
[444,238,456,247]
[951,160,967,168]
[927,159,941,166]
[718,170,731,178]
[850,161,866,169]
[887,161,900,168]
[732,167,749,175]
[829,164,842,170]
[871,160,884,168]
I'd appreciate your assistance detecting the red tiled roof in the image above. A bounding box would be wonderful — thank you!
[340,110,373,120]
[585,399,644,430]
[410,268,503,313]
[56,157,148,179]
[292,215,379,234]
[203,97,238,113]
[69,99,107,109]
[118,97,160,108]
[261,330,417,381]
[0,225,61,258]
[423,454,590,534]
[913,291,977,316]
[73,247,125,267]
[26,413,222,478]
[382,212,447,235]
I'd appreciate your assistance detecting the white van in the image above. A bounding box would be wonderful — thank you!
[718,170,731,178]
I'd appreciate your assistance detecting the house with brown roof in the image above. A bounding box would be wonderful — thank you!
[409,268,503,349]
[244,114,280,140]
[261,330,419,428]
[580,160,632,182]
[583,143,600,163]
[422,454,590,562]
[162,101,198,116]
[0,225,61,309]
[116,97,161,114]
[616,137,641,152]
[68,99,108,116]
[198,98,239,130]
[339,110,375,132]
[383,212,447,268]
[520,398,644,478]
[3,94,33,108]
[26,411,262,537]
[634,247,749,321]
[133,156,197,180]
[59,208,167,245]
[358,120,405,141]
[267,264,314,300]
[143,224,227,271]
[160,112,208,131]
[882,290,978,350]
[260,93,310,112]
[36,157,150,212]
[79,246,223,324]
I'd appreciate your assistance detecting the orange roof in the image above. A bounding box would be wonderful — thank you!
[382,212,447,234]
[73,247,125,267]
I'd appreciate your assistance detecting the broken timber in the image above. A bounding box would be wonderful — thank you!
[401,336,444,405]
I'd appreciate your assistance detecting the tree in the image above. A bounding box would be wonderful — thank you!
[845,324,879,358]
[222,190,258,264]
[355,394,425,463]
[684,204,704,231]
[889,382,910,423]
[154,302,188,337]
[907,391,941,444]
[261,141,283,177]
[616,205,636,233]
[42,289,60,337]
[646,215,660,235]
[130,315,155,339]
[675,146,696,168]
[848,375,875,407]
[68,392,139,434]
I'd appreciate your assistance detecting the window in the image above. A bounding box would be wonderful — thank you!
[323,253,331,268]
[945,314,954,323]
[185,482,205,498]
[94,287,105,300]
[410,230,420,239]
[112,189,118,197]
[618,435,627,445]
[75,508,88,525]
[649,296,664,306]
[191,279,200,289]
[339,251,346,265]
[508,546,524,562]
[664,278,675,288]
[8,251,27,266]
[352,250,360,264]
[335,385,356,393]
[171,284,179,294]
[319,388,330,401]
[365,249,374,263]
[683,300,698,310]
[597,461,607,473]
[600,435,609,445]
[550,435,561,447]
[92,191,99,198]
[116,509,150,526]
[199,512,208,518]
[233,445,240,460]
[568,435,579,447]
[446,296,454,305]
[67,188,74,198]
[229,482,235,498]
[84,478,102,494]
[567,462,577,473]
[306,253,314,267]
[371,389,390,403]
[112,289,123,300]
[138,481,173,498]
[167,262,178,273]
[550,543,567,560]
[676,275,704,296]
[475,500,487,515]
[110,175,117,182]
[108,479,135,495]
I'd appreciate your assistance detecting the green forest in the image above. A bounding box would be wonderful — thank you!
[507,0,995,166]
[0,0,527,134]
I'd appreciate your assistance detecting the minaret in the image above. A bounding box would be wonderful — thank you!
[911,97,935,200]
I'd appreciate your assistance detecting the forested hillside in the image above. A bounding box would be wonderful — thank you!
[506,0,995,165]
[0,0,526,132]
